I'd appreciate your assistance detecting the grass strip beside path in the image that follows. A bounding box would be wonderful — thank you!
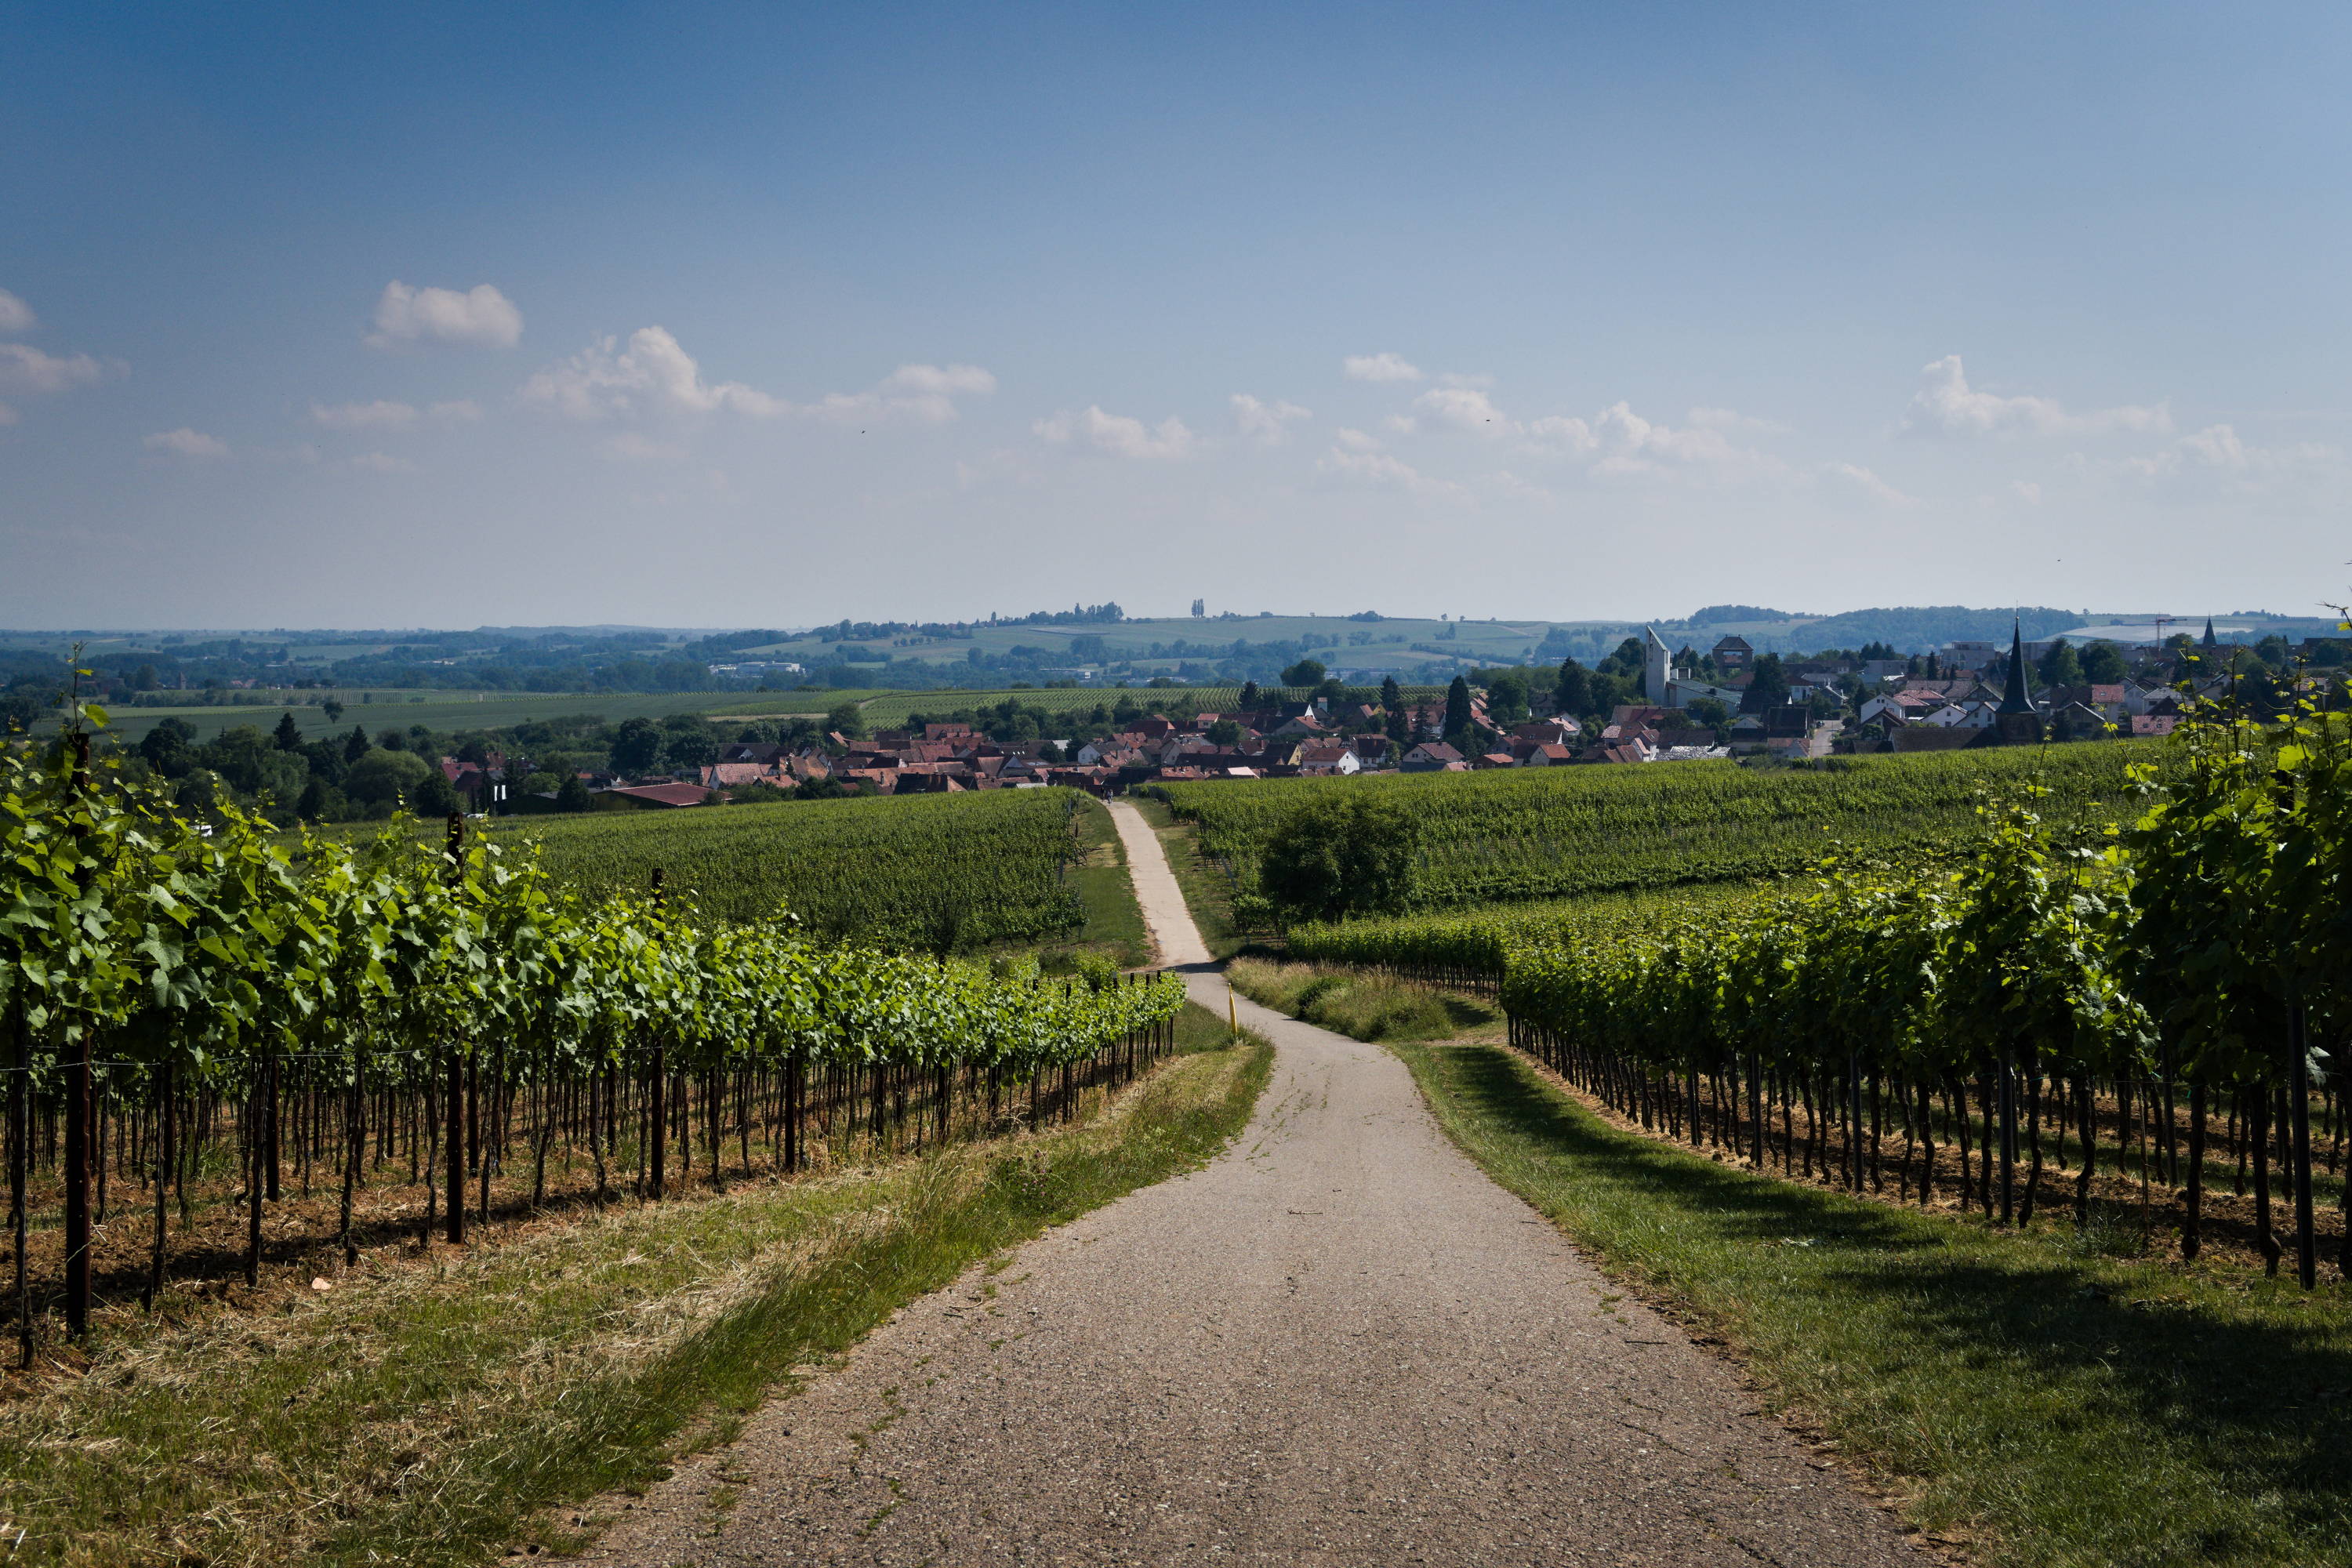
[2,1010,1270,1568]
[1392,1039,2352,1568]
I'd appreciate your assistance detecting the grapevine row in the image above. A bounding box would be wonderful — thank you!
[1295,708,2352,1282]
[3,716,1186,1358]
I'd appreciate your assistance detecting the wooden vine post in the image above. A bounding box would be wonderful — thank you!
[648,866,667,1201]
[445,811,467,1246]
[63,731,93,1340]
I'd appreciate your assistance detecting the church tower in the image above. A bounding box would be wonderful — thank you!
[1643,626,1675,704]
[1994,618,2044,745]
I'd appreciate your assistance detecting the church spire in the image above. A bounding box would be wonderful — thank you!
[2201,617,2218,650]
[1999,618,2036,715]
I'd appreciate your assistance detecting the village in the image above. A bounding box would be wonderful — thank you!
[429,619,2315,809]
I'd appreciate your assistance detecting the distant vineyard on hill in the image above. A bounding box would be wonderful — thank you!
[1150,743,2164,911]
[483,787,1091,949]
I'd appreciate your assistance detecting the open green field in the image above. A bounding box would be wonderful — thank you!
[482,786,1094,949]
[91,688,891,745]
[1154,742,2162,911]
[726,613,1586,677]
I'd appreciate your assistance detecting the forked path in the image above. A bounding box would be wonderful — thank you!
[578,803,1918,1566]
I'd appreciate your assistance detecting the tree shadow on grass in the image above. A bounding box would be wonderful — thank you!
[1432,1042,2352,1558]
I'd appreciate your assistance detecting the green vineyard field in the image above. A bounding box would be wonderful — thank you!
[481,786,1093,949]
[1153,742,2165,911]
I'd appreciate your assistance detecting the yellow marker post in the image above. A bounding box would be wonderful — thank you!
[1229,989,1237,1034]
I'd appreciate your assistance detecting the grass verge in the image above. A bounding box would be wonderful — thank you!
[1030,795,1151,971]
[1389,1038,2352,1567]
[1227,956,1496,1043]
[0,1005,1269,1568]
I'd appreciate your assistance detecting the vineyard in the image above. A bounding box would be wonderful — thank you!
[1298,709,2352,1283]
[1153,742,2164,910]
[1,715,1189,1365]
[480,789,1094,949]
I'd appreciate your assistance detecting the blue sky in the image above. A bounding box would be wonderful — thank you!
[5,2,2348,629]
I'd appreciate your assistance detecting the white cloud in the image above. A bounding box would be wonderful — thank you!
[521,326,786,419]
[1231,393,1312,445]
[1033,405,1196,459]
[1523,414,1599,455]
[0,343,104,394]
[428,399,482,422]
[143,427,229,458]
[1334,426,1382,452]
[1343,352,1422,384]
[809,362,998,425]
[2012,479,2044,505]
[522,332,989,426]
[1322,445,1425,487]
[0,289,35,333]
[348,451,412,473]
[366,281,524,350]
[1588,401,1771,474]
[1906,354,2169,439]
[310,399,419,430]
[2112,423,2344,488]
[1413,384,1515,434]
[1820,461,1915,506]
[881,362,997,397]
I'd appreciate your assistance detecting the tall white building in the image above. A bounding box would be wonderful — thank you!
[1644,626,1675,701]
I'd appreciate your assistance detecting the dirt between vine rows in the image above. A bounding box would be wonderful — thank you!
[570,816,1923,1566]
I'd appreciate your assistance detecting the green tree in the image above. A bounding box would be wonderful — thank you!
[1555,657,1593,717]
[343,724,372,764]
[131,663,158,691]
[1258,795,1422,922]
[1443,675,1474,742]
[1236,680,1261,711]
[376,728,408,751]
[1739,653,1790,713]
[1380,674,1403,713]
[2037,638,2083,688]
[1684,695,1731,734]
[200,725,274,794]
[556,773,593,812]
[321,698,345,723]
[412,768,462,818]
[139,716,198,779]
[826,701,868,739]
[295,776,345,822]
[1207,719,1243,746]
[665,728,720,769]
[272,711,303,752]
[1486,671,1530,726]
[344,748,430,808]
[608,717,664,774]
[2079,640,2128,684]
[1281,657,1327,688]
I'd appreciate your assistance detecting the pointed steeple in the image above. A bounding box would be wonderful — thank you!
[1999,618,2036,715]
[2201,617,2219,650]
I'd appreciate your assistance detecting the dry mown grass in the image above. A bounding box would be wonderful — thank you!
[0,1006,1269,1568]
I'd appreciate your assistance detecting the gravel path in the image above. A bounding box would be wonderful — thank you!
[575,807,1920,1566]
